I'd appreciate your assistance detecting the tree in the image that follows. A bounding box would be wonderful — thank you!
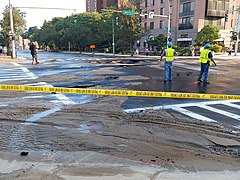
[147,34,167,52]
[0,5,26,55]
[115,1,144,56]
[195,25,220,45]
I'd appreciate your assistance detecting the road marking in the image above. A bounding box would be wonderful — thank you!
[26,107,62,122]
[196,104,240,121]
[124,100,240,123]
[171,107,216,122]
[222,102,240,109]
[11,62,38,79]
[1,84,240,101]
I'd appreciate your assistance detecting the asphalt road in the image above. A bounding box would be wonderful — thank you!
[2,50,240,129]
[1,51,240,178]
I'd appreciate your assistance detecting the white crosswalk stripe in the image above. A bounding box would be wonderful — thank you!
[0,62,37,82]
[125,100,240,124]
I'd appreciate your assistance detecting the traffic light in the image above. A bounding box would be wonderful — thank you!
[233,32,238,41]
[225,13,228,22]
[137,18,141,27]
[74,15,77,23]
[116,16,119,26]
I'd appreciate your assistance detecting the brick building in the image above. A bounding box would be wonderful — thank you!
[86,0,118,12]
[140,0,240,48]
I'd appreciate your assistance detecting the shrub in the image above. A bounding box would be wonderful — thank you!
[210,44,222,52]
[177,48,191,56]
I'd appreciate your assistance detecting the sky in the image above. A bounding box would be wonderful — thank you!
[0,0,86,28]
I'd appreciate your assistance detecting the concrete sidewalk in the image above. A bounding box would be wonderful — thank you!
[1,151,240,180]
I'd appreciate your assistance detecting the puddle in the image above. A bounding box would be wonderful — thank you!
[118,144,127,147]
[78,124,91,133]
[77,122,108,134]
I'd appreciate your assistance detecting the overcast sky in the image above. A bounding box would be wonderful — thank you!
[0,0,86,28]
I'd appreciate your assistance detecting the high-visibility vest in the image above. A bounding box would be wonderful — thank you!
[165,48,175,61]
[199,49,212,66]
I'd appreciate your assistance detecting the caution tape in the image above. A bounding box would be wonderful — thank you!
[0,84,240,100]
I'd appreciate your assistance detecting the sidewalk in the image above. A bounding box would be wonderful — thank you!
[0,55,27,61]
[1,150,240,179]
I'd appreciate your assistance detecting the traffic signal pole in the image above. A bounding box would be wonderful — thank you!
[9,0,16,59]
[167,3,171,47]
[234,8,240,56]
[112,17,115,55]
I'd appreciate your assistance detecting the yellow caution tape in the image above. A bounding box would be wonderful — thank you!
[0,84,240,100]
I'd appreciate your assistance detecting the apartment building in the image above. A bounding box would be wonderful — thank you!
[140,0,240,47]
[86,0,119,12]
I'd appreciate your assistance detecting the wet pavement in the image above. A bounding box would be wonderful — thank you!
[2,50,240,128]
[1,51,240,179]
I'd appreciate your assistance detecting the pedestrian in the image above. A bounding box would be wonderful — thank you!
[160,42,177,82]
[29,42,38,65]
[197,43,217,84]
[200,44,204,53]
[190,45,195,56]
[228,44,233,56]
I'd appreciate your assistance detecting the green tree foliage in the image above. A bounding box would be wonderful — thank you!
[147,34,167,51]
[195,25,220,45]
[114,0,144,55]
[0,5,26,55]
[34,12,113,52]
[31,0,144,54]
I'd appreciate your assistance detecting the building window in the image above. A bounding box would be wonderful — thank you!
[144,22,147,29]
[170,5,172,15]
[87,0,91,11]
[94,0,97,12]
[178,16,194,30]
[179,2,194,16]
[160,7,165,15]
[151,0,155,5]
[161,0,165,3]
[160,20,164,29]
[181,34,188,38]
[145,0,148,7]
[150,22,154,29]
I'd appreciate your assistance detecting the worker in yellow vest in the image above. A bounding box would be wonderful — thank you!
[160,42,176,82]
[197,43,217,84]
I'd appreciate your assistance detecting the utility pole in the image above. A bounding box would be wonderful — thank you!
[112,17,115,55]
[234,8,240,56]
[167,0,171,47]
[9,0,16,59]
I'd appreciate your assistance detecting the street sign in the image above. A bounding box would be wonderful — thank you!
[122,10,135,15]
[149,11,154,19]
[90,45,96,49]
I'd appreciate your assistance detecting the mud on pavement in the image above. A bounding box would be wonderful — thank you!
[0,93,240,175]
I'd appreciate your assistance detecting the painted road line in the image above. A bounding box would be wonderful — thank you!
[195,104,240,121]
[125,100,240,113]
[171,107,216,122]
[11,62,37,79]
[124,100,240,123]
[222,102,240,109]
[1,84,240,101]
[23,82,76,105]
[26,107,62,122]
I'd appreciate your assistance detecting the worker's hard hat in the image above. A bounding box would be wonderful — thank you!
[205,43,210,48]
[167,42,173,47]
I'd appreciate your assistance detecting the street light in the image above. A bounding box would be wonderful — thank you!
[9,0,16,59]
[234,8,240,56]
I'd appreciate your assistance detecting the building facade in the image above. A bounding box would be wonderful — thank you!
[86,0,119,12]
[140,0,240,48]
